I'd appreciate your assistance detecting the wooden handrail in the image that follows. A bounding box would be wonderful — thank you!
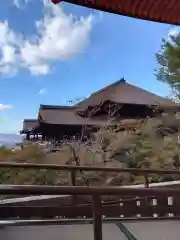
[0,162,179,175]
[1,185,180,196]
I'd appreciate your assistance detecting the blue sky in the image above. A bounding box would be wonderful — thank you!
[0,0,176,134]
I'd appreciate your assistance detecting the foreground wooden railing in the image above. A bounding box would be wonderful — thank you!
[1,186,180,240]
[0,195,178,218]
[1,162,180,240]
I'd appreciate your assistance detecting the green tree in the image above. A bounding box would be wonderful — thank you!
[156,32,180,99]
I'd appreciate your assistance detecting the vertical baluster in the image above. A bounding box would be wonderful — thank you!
[152,198,158,218]
[136,199,141,217]
[168,196,174,217]
[120,200,124,218]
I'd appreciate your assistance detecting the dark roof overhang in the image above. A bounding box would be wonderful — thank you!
[77,100,180,118]
[51,0,180,25]
[77,100,159,117]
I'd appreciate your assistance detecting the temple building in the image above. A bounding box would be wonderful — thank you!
[21,79,176,141]
[20,119,38,140]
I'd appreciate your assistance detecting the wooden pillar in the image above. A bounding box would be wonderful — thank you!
[26,133,30,141]
[92,195,102,240]
[42,134,45,141]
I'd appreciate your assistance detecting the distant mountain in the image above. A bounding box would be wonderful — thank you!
[0,134,23,147]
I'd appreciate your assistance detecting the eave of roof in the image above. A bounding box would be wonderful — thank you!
[51,0,180,25]
[23,119,37,122]
[40,105,77,110]
[75,79,174,111]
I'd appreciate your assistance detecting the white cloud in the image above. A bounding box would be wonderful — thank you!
[39,87,47,95]
[167,27,180,43]
[0,104,12,111]
[168,27,180,38]
[0,0,94,76]
[13,0,32,9]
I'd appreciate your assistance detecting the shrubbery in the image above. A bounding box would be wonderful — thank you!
[0,113,180,187]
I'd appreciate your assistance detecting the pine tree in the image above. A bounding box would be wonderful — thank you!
[156,32,180,100]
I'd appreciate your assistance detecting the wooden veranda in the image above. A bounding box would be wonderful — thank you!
[8,1,180,240]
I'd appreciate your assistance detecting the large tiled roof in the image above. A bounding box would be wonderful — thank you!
[39,105,107,126]
[51,0,180,25]
[76,79,174,110]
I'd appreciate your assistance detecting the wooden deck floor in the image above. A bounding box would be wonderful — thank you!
[0,224,127,240]
[124,221,180,240]
[1,221,180,240]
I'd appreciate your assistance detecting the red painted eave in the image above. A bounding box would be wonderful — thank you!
[51,0,180,25]
[52,0,61,3]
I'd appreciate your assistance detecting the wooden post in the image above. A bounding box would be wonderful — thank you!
[144,174,149,188]
[71,170,76,205]
[26,133,30,141]
[92,195,102,240]
[71,170,76,186]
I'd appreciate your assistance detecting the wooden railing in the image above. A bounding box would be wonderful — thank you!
[1,162,180,240]
[1,186,180,240]
[1,161,180,188]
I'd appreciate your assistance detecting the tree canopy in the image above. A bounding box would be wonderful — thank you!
[156,32,180,99]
